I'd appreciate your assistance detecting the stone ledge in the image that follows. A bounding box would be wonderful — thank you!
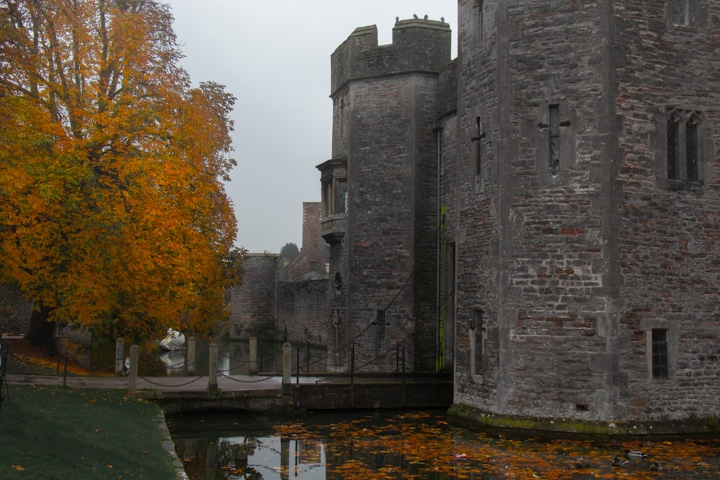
[447,403,720,436]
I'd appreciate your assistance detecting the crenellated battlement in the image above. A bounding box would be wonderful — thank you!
[331,18,451,96]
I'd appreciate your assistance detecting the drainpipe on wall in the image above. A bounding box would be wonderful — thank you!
[434,124,443,371]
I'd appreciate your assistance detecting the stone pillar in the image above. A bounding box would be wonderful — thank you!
[127,345,139,395]
[115,337,124,376]
[208,342,218,391]
[186,336,196,375]
[249,337,258,375]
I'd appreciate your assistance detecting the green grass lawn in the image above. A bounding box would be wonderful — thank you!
[0,384,179,480]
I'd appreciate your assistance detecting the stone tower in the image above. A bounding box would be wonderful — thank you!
[448,0,720,431]
[318,18,453,372]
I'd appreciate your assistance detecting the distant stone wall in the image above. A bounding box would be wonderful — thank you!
[230,254,282,339]
[231,252,331,346]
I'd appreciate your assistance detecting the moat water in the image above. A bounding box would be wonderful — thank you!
[167,409,720,480]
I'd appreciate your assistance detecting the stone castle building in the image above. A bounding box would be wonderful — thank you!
[317,0,720,432]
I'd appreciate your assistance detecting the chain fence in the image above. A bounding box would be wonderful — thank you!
[139,375,205,388]
[3,325,437,393]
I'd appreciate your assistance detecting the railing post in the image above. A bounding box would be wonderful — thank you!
[186,336,196,375]
[282,342,291,395]
[402,347,406,384]
[208,342,218,392]
[115,337,124,376]
[62,354,68,387]
[127,345,139,395]
[296,347,300,384]
[350,342,355,385]
[249,337,258,375]
[396,344,400,373]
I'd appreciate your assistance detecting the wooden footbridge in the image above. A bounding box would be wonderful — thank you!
[7,339,453,414]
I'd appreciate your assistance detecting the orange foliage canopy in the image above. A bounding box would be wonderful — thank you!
[0,0,243,339]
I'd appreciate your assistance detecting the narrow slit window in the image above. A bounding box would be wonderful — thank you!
[671,0,690,25]
[549,105,560,173]
[475,0,484,43]
[322,182,331,216]
[667,114,679,180]
[472,309,483,375]
[651,329,669,379]
[339,98,345,137]
[686,117,698,181]
[475,117,482,177]
[377,310,386,350]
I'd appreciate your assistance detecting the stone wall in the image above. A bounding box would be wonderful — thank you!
[292,382,453,410]
[612,0,720,421]
[449,0,720,426]
[451,0,504,410]
[230,254,282,339]
[276,279,330,345]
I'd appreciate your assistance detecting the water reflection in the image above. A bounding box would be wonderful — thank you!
[168,409,720,479]
[83,339,327,377]
[176,435,326,479]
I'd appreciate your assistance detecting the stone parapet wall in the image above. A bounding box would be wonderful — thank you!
[331,19,452,96]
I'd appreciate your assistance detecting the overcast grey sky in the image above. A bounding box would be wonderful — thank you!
[169,1,458,253]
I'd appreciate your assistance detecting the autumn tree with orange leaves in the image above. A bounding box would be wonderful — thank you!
[0,0,243,348]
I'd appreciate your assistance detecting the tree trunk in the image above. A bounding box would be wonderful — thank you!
[24,305,57,352]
